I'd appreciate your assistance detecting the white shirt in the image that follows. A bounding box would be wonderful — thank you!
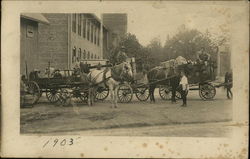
[180,75,189,91]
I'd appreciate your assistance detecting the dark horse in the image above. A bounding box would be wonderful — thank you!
[147,66,177,102]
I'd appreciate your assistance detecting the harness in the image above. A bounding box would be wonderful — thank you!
[88,68,111,88]
[88,63,130,88]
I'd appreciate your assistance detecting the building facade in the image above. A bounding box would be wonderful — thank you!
[38,13,109,70]
[20,13,49,75]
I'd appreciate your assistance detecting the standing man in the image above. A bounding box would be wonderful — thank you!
[179,70,189,107]
[170,75,180,103]
[74,57,81,69]
[225,71,233,99]
[116,46,128,64]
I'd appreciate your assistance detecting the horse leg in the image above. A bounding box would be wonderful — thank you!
[109,85,114,108]
[88,87,92,106]
[91,87,96,105]
[151,85,156,103]
[114,86,118,108]
[149,85,153,102]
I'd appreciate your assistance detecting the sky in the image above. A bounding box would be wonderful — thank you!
[124,3,232,46]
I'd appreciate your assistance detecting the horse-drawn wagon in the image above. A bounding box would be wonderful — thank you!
[116,56,218,103]
[157,56,217,101]
[21,62,110,106]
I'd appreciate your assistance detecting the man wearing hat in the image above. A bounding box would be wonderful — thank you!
[197,47,211,65]
[116,46,128,64]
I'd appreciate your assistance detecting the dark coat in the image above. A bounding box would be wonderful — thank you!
[170,76,180,89]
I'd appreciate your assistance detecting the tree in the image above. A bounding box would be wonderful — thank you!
[145,37,164,68]
[107,33,147,71]
[163,25,229,62]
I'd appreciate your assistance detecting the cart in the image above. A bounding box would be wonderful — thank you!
[158,61,217,101]
[22,63,110,106]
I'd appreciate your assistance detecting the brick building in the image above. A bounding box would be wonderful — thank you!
[38,13,109,70]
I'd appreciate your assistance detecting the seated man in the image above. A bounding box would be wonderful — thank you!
[97,62,102,70]
[29,69,40,80]
[197,47,211,66]
[73,57,80,69]
[116,46,128,64]
[53,69,63,78]
[73,57,81,77]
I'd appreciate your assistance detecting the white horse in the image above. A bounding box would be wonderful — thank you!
[82,61,133,108]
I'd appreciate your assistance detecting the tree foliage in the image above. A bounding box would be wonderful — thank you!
[108,25,229,71]
[163,26,228,62]
[108,33,148,71]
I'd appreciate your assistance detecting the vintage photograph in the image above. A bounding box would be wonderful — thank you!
[20,10,234,137]
[1,0,248,158]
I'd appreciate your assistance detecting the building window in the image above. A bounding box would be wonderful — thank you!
[87,20,90,40]
[87,51,90,59]
[83,17,86,38]
[94,26,96,44]
[83,50,86,59]
[97,28,100,46]
[78,14,81,36]
[90,23,93,43]
[72,14,76,33]
[94,54,97,59]
[91,53,93,59]
[72,47,76,63]
[97,56,99,59]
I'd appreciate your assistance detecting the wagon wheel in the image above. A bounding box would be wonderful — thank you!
[95,86,109,101]
[199,83,216,100]
[159,86,171,100]
[26,81,41,104]
[71,87,88,103]
[135,85,149,101]
[117,84,133,103]
[46,89,61,103]
[159,86,183,100]
[57,89,71,106]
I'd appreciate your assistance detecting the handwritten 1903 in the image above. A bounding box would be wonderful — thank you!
[43,137,81,148]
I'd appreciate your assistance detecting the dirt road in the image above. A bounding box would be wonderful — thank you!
[21,87,232,136]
